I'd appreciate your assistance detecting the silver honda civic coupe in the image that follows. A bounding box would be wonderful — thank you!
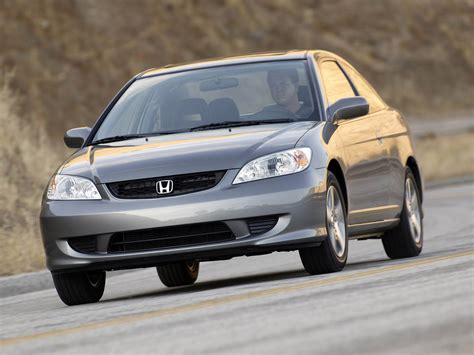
[40,50,424,305]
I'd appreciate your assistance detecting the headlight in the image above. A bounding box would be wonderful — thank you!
[47,175,101,200]
[233,148,312,184]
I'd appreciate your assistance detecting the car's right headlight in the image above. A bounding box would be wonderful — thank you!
[47,175,102,200]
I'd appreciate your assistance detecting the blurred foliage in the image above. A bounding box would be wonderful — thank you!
[1,0,473,140]
[0,72,61,275]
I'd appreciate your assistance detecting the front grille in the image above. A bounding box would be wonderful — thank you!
[108,222,235,253]
[68,236,97,253]
[107,171,226,199]
[247,215,279,235]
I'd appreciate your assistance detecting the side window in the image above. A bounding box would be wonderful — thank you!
[341,63,385,113]
[320,61,355,105]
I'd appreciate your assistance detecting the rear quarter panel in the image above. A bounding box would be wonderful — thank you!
[381,108,418,208]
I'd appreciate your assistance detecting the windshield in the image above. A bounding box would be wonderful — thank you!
[92,61,319,142]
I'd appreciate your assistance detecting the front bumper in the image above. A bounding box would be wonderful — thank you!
[40,168,328,273]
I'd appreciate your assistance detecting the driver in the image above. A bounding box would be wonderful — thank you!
[261,68,312,118]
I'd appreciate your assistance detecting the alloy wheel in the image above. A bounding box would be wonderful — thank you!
[186,260,199,273]
[326,185,346,258]
[86,271,103,288]
[405,178,422,244]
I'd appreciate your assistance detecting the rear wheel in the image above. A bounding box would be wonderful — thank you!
[382,168,423,259]
[52,270,106,306]
[157,260,199,287]
[299,172,348,275]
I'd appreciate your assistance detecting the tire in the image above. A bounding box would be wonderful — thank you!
[299,171,348,275]
[157,260,199,287]
[382,168,423,259]
[52,270,106,306]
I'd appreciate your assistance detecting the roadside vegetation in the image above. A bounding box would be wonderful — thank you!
[416,132,474,182]
[1,0,473,138]
[0,73,65,275]
[0,0,473,275]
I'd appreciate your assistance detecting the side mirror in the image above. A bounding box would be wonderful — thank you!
[64,127,92,148]
[327,96,369,124]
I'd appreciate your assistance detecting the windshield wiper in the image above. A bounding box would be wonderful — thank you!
[90,134,149,145]
[190,118,296,132]
[91,120,296,144]
[90,130,186,145]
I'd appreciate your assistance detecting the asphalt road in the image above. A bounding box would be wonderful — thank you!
[1,182,473,354]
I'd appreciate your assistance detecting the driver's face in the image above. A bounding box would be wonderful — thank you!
[268,74,298,106]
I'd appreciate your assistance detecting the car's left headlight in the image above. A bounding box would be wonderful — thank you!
[233,147,312,184]
[47,175,102,200]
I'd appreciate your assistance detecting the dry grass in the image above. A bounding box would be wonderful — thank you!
[0,74,66,275]
[416,133,474,182]
[0,0,473,141]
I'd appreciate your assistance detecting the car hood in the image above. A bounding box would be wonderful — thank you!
[59,122,319,183]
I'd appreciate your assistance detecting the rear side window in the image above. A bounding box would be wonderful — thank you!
[320,61,355,105]
[341,63,385,113]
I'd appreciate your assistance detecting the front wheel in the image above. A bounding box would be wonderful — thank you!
[52,270,106,306]
[299,172,348,275]
[382,168,423,259]
[157,260,199,287]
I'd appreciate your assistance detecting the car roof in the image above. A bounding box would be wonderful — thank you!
[139,50,335,78]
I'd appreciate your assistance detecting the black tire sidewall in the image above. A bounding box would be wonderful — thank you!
[52,270,106,306]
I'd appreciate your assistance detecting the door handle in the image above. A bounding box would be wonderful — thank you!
[376,131,384,144]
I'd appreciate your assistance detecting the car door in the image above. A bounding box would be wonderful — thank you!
[340,61,404,219]
[318,59,391,225]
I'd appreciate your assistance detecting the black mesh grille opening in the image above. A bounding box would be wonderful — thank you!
[108,222,235,253]
[107,171,226,199]
[68,236,97,253]
[247,215,279,235]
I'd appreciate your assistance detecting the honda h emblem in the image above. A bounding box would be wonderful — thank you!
[156,180,174,194]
